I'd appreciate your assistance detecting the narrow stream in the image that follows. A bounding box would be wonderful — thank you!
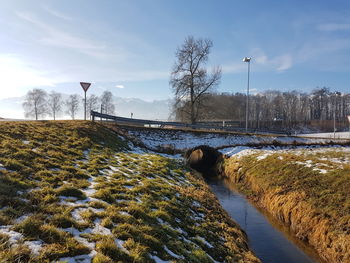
[207,178,323,263]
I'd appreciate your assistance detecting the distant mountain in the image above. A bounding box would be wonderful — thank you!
[0,95,172,120]
[114,97,172,120]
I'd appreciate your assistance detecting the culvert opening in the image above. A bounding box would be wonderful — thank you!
[185,145,223,177]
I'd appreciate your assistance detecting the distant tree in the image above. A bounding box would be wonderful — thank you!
[22,88,48,120]
[65,94,80,120]
[86,94,100,119]
[48,91,62,120]
[100,91,115,115]
[170,36,221,124]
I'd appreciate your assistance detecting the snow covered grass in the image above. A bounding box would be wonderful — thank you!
[125,127,349,151]
[0,121,260,263]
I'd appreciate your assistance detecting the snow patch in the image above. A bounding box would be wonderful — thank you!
[58,253,95,263]
[164,245,182,259]
[115,239,129,254]
[0,226,24,244]
[149,254,171,263]
[24,240,43,256]
[196,236,214,248]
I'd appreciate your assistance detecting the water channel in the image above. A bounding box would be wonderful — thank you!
[207,178,324,263]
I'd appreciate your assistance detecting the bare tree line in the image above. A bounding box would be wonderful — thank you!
[174,87,350,131]
[22,89,115,120]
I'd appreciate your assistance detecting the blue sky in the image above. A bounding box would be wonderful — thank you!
[1,0,350,100]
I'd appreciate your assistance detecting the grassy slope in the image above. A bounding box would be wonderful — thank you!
[222,148,350,263]
[0,121,259,263]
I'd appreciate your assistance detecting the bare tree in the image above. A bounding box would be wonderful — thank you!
[65,94,80,120]
[100,91,115,115]
[22,88,48,120]
[170,36,221,124]
[86,94,100,119]
[48,91,62,120]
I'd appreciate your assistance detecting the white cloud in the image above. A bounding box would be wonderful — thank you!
[44,6,73,21]
[115,85,125,89]
[255,54,268,64]
[252,48,293,71]
[221,63,246,73]
[273,54,293,71]
[222,52,293,74]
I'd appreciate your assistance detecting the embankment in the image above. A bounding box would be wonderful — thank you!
[220,148,350,263]
[0,121,260,262]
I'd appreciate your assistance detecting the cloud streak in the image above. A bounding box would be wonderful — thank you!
[16,11,108,58]
[44,6,74,21]
[318,23,350,31]
[222,49,293,74]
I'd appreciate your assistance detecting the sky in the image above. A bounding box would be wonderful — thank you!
[1,0,350,102]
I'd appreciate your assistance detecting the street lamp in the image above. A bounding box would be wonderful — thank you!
[243,57,251,132]
[333,92,340,139]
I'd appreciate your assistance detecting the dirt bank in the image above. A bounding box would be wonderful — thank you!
[220,148,350,263]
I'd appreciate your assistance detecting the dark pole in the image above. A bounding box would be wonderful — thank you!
[100,104,103,123]
[84,90,87,120]
[333,92,336,139]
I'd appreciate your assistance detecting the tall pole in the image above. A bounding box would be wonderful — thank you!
[246,60,250,132]
[243,57,251,132]
[333,110,336,139]
[333,92,337,139]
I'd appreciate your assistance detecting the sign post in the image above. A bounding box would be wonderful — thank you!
[80,82,91,120]
[347,115,350,138]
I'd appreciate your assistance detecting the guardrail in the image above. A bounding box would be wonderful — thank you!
[91,111,245,131]
[91,111,290,134]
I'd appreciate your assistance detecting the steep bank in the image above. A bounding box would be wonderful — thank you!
[221,147,350,263]
[0,121,260,262]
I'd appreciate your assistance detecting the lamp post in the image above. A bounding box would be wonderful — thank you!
[243,57,251,132]
[333,92,340,139]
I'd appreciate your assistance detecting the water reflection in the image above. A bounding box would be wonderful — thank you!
[207,178,322,263]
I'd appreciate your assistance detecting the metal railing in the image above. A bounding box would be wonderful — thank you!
[91,111,300,135]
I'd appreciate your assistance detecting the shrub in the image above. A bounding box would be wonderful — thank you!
[92,253,113,263]
[4,159,25,171]
[50,213,76,228]
[0,233,10,250]
[96,238,131,261]
[13,215,43,239]
[39,224,68,244]
[0,244,32,263]
[56,185,86,200]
